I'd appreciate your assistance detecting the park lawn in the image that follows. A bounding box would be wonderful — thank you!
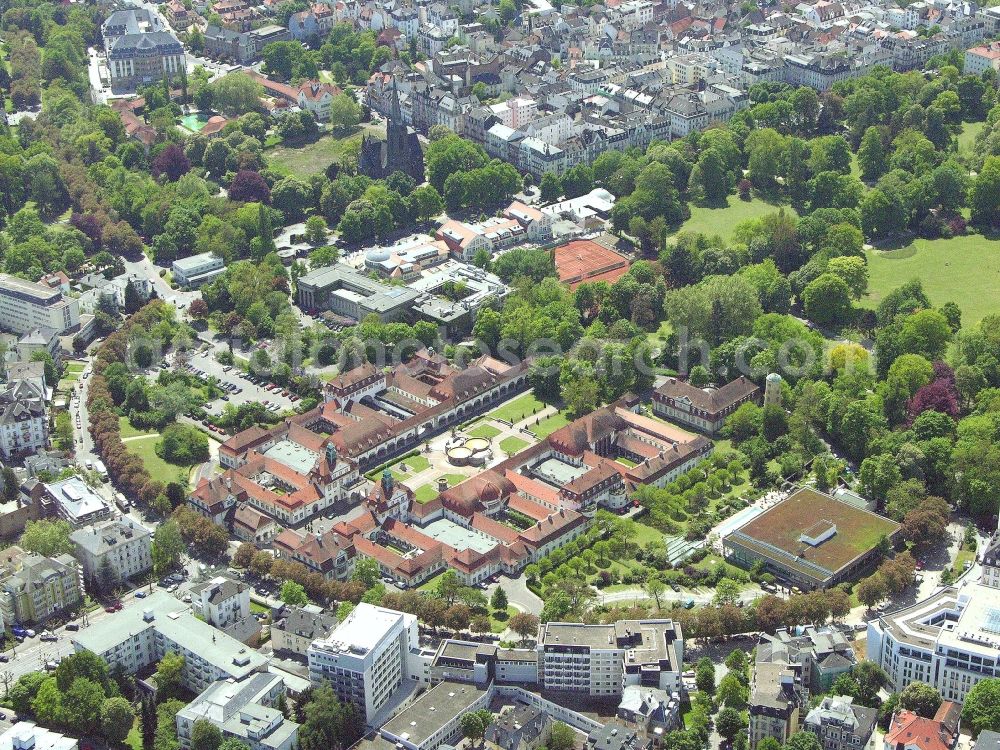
[118,416,158,440]
[630,522,664,547]
[381,453,431,482]
[531,410,570,439]
[268,125,383,176]
[500,436,529,455]
[123,435,189,485]
[862,234,1000,326]
[953,546,976,574]
[489,392,547,423]
[126,718,143,750]
[957,120,986,157]
[673,196,798,243]
[490,605,518,633]
[467,422,502,440]
[65,362,85,373]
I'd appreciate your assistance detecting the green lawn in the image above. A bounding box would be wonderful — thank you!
[490,605,517,633]
[616,457,638,468]
[118,416,158,440]
[489,393,547,423]
[379,453,431,482]
[530,410,570,438]
[863,234,1000,326]
[499,436,529,455]
[268,125,384,176]
[467,422,502,440]
[123,434,189,485]
[126,718,143,750]
[414,484,438,503]
[673,196,798,243]
[957,120,986,157]
[630,522,664,547]
[250,600,270,615]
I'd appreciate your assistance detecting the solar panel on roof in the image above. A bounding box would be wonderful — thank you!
[985,608,1000,635]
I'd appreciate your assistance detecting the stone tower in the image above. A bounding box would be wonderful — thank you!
[764,372,783,407]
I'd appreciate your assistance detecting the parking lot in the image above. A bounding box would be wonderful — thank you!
[175,342,298,417]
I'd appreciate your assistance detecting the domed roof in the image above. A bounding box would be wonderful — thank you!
[366,247,392,263]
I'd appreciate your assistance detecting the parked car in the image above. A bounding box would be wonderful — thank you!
[135,590,147,599]
[40,633,57,642]
[65,622,79,631]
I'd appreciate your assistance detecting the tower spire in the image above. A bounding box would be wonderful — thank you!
[390,78,402,122]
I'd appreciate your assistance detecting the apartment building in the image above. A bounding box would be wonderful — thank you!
[536,620,684,696]
[0,379,48,460]
[271,606,338,657]
[750,663,804,749]
[0,552,82,625]
[867,530,1000,702]
[803,697,877,750]
[72,590,268,694]
[0,274,80,335]
[70,518,153,591]
[176,673,298,750]
[307,602,421,723]
[191,576,251,628]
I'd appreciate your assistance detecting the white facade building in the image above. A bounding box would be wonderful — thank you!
[70,518,153,590]
[307,602,421,723]
[0,379,47,459]
[867,531,1000,703]
[192,576,251,628]
[0,274,80,335]
[72,590,269,694]
[172,253,226,288]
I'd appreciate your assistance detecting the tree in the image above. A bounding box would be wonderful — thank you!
[229,171,271,204]
[20,518,74,556]
[152,520,184,574]
[154,652,185,700]
[509,612,539,645]
[281,580,308,606]
[329,94,362,133]
[717,673,748,709]
[210,73,263,117]
[716,707,744,741]
[856,575,888,609]
[304,216,327,246]
[539,173,562,202]
[351,558,380,588]
[803,273,852,326]
[460,712,488,746]
[695,656,715,694]
[970,157,1000,228]
[490,587,508,612]
[900,682,943,719]
[548,722,576,750]
[101,696,135,745]
[784,733,822,750]
[298,685,364,750]
[152,144,191,182]
[191,720,223,750]
[963,679,1000,736]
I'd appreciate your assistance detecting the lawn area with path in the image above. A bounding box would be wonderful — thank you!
[267,124,384,176]
[529,410,570,439]
[467,422,502,440]
[672,196,798,243]
[862,234,1000,327]
[413,473,466,503]
[957,120,985,157]
[499,436,529,455]
[490,605,517,633]
[488,393,547,423]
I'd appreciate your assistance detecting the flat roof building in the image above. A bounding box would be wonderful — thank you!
[723,487,901,590]
[72,590,269,694]
[0,273,80,335]
[0,722,78,750]
[307,602,421,724]
[172,253,226,288]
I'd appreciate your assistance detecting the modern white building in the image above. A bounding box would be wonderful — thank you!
[176,673,298,750]
[72,590,269,694]
[867,530,1000,703]
[307,602,421,723]
[0,273,80,335]
[172,253,226,288]
[70,518,153,591]
[191,576,251,628]
[0,722,78,750]
[536,620,684,697]
[44,477,112,527]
